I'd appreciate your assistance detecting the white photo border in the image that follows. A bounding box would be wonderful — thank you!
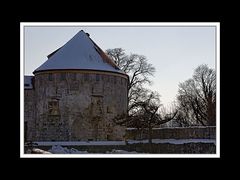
[20,22,220,158]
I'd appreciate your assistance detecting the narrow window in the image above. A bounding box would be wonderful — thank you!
[48,73,53,81]
[60,73,66,81]
[72,73,76,81]
[96,74,100,81]
[84,74,89,81]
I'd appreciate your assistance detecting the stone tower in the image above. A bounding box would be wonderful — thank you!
[24,30,128,141]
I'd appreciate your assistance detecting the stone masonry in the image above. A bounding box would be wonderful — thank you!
[25,71,128,141]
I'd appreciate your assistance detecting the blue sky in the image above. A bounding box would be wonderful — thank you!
[24,25,216,106]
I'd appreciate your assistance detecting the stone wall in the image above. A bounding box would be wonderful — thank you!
[27,143,216,154]
[24,89,35,141]
[125,126,216,140]
[32,70,128,141]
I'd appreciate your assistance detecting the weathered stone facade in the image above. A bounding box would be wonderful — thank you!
[24,88,36,141]
[25,70,128,141]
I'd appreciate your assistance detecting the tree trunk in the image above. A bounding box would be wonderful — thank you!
[148,125,154,153]
[148,125,152,144]
[207,96,216,126]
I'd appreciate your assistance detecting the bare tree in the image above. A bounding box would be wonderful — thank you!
[106,48,155,114]
[113,91,178,144]
[176,64,216,126]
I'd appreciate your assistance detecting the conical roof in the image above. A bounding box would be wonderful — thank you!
[33,30,125,75]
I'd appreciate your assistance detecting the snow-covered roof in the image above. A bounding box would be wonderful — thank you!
[33,30,126,75]
[24,75,33,89]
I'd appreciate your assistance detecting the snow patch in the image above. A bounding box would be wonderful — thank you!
[31,148,52,154]
[34,141,126,146]
[48,145,138,154]
[48,145,88,154]
[33,139,215,146]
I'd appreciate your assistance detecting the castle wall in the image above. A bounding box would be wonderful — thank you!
[125,126,216,140]
[33,71,128,141]
[24,89,36,141]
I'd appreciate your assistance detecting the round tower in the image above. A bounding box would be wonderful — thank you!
[33,30,128,141]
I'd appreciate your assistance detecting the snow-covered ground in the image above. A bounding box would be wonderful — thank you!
[33,139,215,146]
[34,141,126,146]
[25,139,216,154]
[46,145,137,154]
[48,145,88,154]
